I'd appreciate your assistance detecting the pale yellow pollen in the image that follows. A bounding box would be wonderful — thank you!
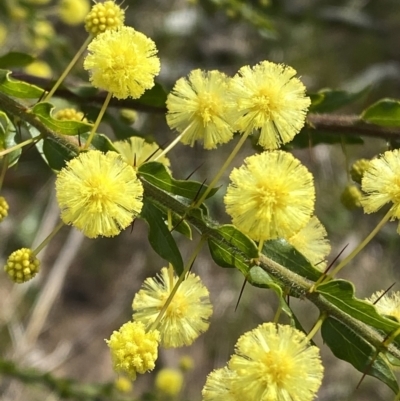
[165,293,187,318]
[263,350,293,384]
[197,93,219,125]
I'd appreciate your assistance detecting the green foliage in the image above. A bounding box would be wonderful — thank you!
[321,317,399,394]
[140,200,184,275]
[0,111,21,167]
[31,103,92,136]
[0,69,44,99]
[361,99,400,127]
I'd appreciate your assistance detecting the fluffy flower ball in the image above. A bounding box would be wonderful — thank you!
[287,216,330,270]
[84,26,160,99]
[114,136,170,169]
[366,291,400,322]
[155,368,184,396]
[361,149,400,232]
[229,61,310,149]
[224,150,315,241]
[229,323,324,401]
[54,108,88,123]
[55,150,143,238]
[106,321,160,381]
[166,69,235,149]
[4,248,40,283]
[59,0,90,26]
[202,367,240,401]
[132,267,213,348]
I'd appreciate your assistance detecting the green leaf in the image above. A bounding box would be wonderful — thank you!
[138,161,218,201]
[138,82,167,108]
[208,225,258,274]
[321,317,399,393]
[0,112,21,167]
[140,200,184,275]
[151,203,192,239]
[361,99,400,127]
[316,280,400,338]
[0,52,35,69]
[262,239,322,281]
[0,69,44,98]
[42,136,79,170]
[291,127,364,148]
[247,265,294,320]
[309,87,369,113]
[32,103,93,135]
[79,132,117,153]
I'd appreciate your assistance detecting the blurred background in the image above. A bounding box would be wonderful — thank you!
[1,0,400,400]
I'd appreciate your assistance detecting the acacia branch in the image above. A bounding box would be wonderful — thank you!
[307,113,400,140]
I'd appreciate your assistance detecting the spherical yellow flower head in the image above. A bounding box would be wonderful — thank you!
[83,26,160,100]
[202,367,240,401]
[24,61,52,79]
[155,368,184,396]
[114,376,133,393]
[179,355,194,371]
[361,149,400,233]
[287,216,330,270]
[132,267,213,348]
[54,108,88,123]
[229,61,310,150]
[59,0,90,26]
[84,0,125,36]
[10,6,27,21]
[340,184,362,210]
[166,70,235,150]
[55,150,143,238]
[366,291,400,322]
[120,108,138,124]
[224,151,315,242]
[106,320,160,381]
[114,137,170,169]
[31,20,55,51]
[229,323,324,401]
[4,248,40,283]
[350,158,371,184]
[0,196,9,222]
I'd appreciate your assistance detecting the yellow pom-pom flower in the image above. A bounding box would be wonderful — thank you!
[54,108,88,123]
[59,0,90,26]
[84,0,124,35]
[114,376,133,393]
[55,150,143,238]
[4,248,40,283]
[84,26,160,100]
[179,355,194,371]
[106,321,160,381]
[114,137,170,169]
[350,158,371,184]
[366,291,400,322]
[361,149,400,232]
[202,367,240,401]
[132,267,213,348]
[229,61,310,149]
[229,323,324,401]
[224,150,315,242]
[166,70,235,149]
[155,368,184,396]
[0,196,9,222]
[287,216,331,270]
[31,20,54,51]
[340,184,362,210]
[24,61,52,79]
